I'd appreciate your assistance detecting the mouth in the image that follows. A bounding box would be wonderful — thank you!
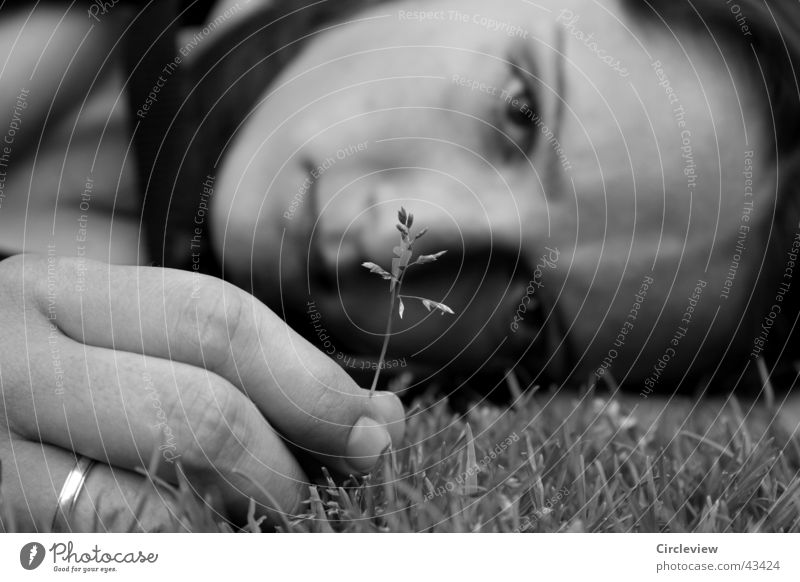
[292,254,567,389]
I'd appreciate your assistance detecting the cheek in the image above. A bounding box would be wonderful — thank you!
[551,130,770,380]
[212,112,317,302]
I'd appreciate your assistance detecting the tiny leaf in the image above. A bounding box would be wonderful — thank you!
[398,207,408,225]
[398,297,405,319]
[463,423,480,496]
[415,250,447,265]
[415,227,429,240]
[362,262,392,280]
[407,213,414,228]
[420,298,455,315]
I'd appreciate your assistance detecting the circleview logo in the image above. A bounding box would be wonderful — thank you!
[20,542,46,570]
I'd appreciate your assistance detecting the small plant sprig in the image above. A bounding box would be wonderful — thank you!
[362,207,455,396]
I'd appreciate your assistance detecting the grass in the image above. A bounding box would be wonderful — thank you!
[281,375,800,533]
[2,370,799,532]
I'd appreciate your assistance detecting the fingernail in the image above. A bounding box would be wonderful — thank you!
[371,392,406,445]
[346,417,391,473]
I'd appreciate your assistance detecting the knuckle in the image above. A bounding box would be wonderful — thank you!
[0,254,81,316]
[0,254,39,304]
[135,507,180,533]
[0,254,57,334]
[181,377,251,471]
[128,488,187,533]
[304,378,343,421]
[173,277,245,369]
[81,471,178,533]
[294,368,362,440]
[0,252,24,280]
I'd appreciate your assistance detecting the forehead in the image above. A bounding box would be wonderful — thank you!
[275,0,761,175]
[279,0,756,121]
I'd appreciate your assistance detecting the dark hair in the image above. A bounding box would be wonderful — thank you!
[624,1,800,389]
[625,0,800,157]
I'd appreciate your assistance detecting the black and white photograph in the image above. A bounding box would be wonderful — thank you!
[0,0,799,578]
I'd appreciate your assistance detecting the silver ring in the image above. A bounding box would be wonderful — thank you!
[52,456,96,532]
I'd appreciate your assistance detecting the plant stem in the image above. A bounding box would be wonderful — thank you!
[369,284,399,396]
[398,294,428,302]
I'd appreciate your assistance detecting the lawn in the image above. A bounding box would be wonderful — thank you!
[3,369,798,533]
[284,371,800,533]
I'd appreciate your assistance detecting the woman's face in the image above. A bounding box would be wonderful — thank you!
[212,0,772,384]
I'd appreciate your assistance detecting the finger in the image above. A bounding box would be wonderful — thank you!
[38,256,405,472]
[5,330,308,521]
[1,437,188,532]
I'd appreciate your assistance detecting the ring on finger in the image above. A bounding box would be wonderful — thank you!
[52,455,96,532]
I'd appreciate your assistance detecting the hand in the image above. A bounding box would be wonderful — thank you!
[0,254,404,531]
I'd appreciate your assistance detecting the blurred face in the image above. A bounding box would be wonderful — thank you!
[212,0,772,385]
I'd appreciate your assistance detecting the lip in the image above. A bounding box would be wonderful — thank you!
[326,276,559,378]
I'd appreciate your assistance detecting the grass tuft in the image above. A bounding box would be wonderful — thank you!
[277,388,800,533]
